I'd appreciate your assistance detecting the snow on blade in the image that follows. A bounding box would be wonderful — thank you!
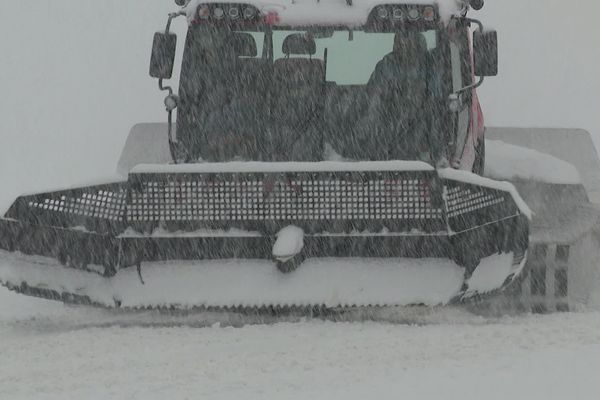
[9,175,125,200]
[115,258,465,308]
[0,250,523,309]
[131,160,434,174]
[464,253,514,295]
[438,168,533,219]
[273,226,304,260]
[0,252,116,305]
[485,140,581,185]
[119,227,262,238]
[0,250,468,308]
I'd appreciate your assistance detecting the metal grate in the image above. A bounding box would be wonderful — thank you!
[28,189,127,221]
[127,174,443,223]
[445,186,505,218]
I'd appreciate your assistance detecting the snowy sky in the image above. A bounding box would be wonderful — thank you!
[0,0,599,211]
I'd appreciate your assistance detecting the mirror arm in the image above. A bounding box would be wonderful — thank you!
[450,16,485,97]
[165,10,185,33]
[455,75,484,95]
[159,11,185,164]
[158,10,185,96]
[461,17,484,33]
[159,75,179,164]
[158,78,173,96]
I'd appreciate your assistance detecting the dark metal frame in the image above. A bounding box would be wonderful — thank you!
[0,170,528,277]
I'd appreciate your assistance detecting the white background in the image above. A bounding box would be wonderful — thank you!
[1,0,599,211]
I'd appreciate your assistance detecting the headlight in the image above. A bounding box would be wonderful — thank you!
[197,5,210,19]
[377,7,389,19]
[407,8,420,21]
[228,7,240,19]
[213,7,225,19]
[423,6,436,21]
[392,8,403,20]
[243,7,255,19]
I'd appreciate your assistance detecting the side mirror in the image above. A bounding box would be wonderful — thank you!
[473,30,498,77]
[150,32,177,79]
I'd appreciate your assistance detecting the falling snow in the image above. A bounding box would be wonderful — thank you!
[3,0,600,399]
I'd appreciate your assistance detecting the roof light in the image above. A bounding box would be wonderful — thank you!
[197,5,210,19]
[228,7,240,19]
[213,7,225,19]
[392,8,403,20]
[377,7,389,19]
[469,0,485,11]
[243,7,256,19]
[423,6,436,21]
[407,8,420,21]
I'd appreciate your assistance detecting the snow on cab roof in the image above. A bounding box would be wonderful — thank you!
[183,0,464,28]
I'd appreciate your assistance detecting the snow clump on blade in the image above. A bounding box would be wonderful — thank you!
[485,140,581,185]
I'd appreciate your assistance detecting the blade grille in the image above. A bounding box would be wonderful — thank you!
[128,173,443,223]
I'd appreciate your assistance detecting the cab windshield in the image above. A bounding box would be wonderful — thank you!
[176,26,450,163]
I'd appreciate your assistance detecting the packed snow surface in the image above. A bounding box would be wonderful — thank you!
[2,286,600,400]
[184,0,463,27]
[485,139,581,185]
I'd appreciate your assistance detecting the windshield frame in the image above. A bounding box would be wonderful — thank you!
[176,24,455,164]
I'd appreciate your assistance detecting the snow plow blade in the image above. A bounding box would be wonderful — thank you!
[0,162,529,309]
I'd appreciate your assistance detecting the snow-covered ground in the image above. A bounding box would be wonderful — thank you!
[2,287,600,400]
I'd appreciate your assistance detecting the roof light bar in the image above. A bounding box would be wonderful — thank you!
[371,4,439,28]
[193,3,262,25]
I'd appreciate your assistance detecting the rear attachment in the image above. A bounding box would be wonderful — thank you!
[0,162,529,310]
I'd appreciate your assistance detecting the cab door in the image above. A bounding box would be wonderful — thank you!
[448,20,473,169]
